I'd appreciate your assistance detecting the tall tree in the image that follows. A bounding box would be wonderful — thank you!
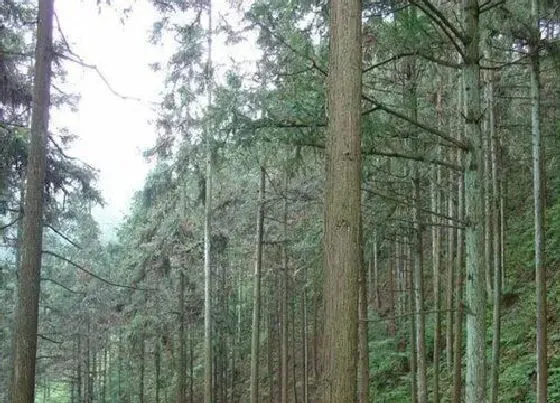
[462,0,486,400]
[10,0,54,401]
[249,166,266,403]
[530,0,547,400]
[322,0,362,401]
[203,1,213,402]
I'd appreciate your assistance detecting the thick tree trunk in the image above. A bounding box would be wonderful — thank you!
[250,166,266,403]
[530,1,547,400]
[462,0,486,400]
[322,0,362,400]
[10,0,53,400]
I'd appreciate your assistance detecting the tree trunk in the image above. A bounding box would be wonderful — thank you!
[358,240,370,403]
[155,334,161,403]
[204,1,213,401]
[488,52,502,403]
[10,0,53,400]
[178,273,187,403]
[322,0,362,400]
[463,0,487,400]
[406,240,418,403]
[250,166,266,403]
[406,21,427,400]
[530,1,547,400]
[302,271,309,403]
[281,174,289,403]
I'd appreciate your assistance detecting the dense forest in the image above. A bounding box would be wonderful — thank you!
[1,0,560,402]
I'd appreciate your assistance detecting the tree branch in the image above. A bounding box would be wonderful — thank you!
[42,250,155,291]
[41,277,85,295]
[363,95,468,150]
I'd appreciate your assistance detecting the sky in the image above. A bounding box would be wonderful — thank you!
[52,0,259,240]
[53,0,162,239]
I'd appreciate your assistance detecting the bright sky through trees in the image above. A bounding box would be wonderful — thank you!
[53,0,162,238]
[53,0,258,239]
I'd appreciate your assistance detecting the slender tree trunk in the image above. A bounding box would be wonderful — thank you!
[358,246,370,403]
[488,54,502,403]
[302,270,309,403]
[388,243,397,336]
[431,101,442,403]
[10,0,53,400]
[446,168,455,371]
[452,66,465,403]
[189,330,194,403]
[322,0,362,400]
[406,241,418,403]
[155,334,161,403]
[530,1,547,400]
[204,1,213,401]
[374,233,380,311]
[291,296,298,403]
[178,273,187,403]
[405,22,427,400]
[463,0,486,400]
[250,167,266,403]
[281,174,289,403]
[78,335,82,403]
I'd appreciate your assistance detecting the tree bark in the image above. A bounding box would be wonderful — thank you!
[250,166,266,403]
[322,0,362,400]
[488,52,502,403]
[281,174,289,403]
[10,0,53,400]
[358,238,370,403]
[204,1,213,401]
[462,0,486,400]
[178,273,187,403]
[530,1,547,400]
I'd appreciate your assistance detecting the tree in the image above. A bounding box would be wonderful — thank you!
[322,0,362,401]
[10,0,54,401]
[530,0,547,400]
[249,166,265,403]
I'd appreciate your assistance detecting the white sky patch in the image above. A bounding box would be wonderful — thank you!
[51,0,260,240]
[53,0,163,239]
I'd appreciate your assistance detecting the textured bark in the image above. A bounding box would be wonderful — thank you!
[463,0,486,400]
[250,167,266,403]
[322,0,362,400]
[203,1,213,402]
[530,1,547,400]
[10,0,53,400]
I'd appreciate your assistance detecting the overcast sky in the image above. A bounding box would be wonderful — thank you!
[52,0,258,240]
